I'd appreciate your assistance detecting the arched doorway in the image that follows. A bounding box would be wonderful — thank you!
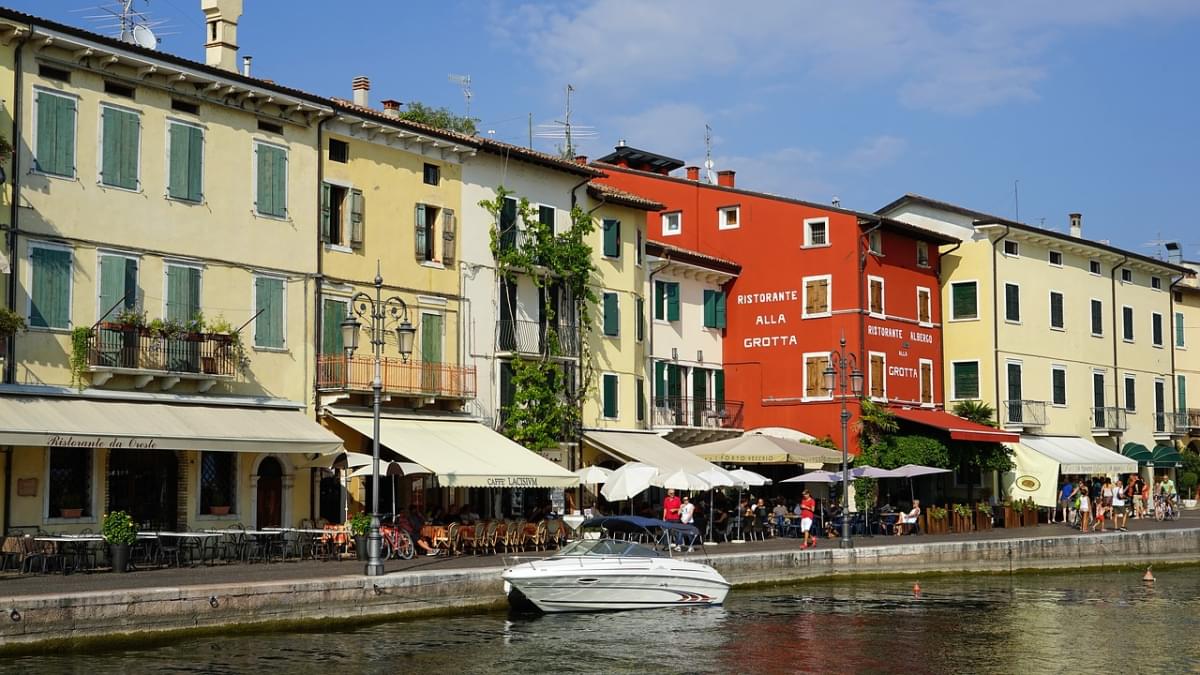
[256,457,284,528]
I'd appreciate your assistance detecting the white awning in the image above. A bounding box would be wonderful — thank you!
[1010,436,1139,506]
[585,430,727,476]
[0,395,342,453]
[330,414,578,488]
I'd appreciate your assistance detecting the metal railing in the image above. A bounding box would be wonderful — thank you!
[88,328,236,377]
[1002,400,1047,427]
[1188,409,1200,432]
[1091,406,1128,432]
[496,319,580,358]
[1154,410,1189,435]
[652,396,744,430]
[316,355,476,399]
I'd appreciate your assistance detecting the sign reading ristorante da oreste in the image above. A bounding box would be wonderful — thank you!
[45,435,159,449]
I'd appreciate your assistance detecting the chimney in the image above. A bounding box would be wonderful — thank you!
[1069,212,1082,238]
[1166,242,1182,265]
[352,76,370,108]
[717,170,735,187]
[574,155,588,165]
[832,196,841,207]
[241,55,251,77]
[686,166,700,181]
[201,0,243,73]
[381,99,402,118]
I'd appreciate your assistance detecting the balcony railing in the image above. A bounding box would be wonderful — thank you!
[1188,409,1200,432]
[88,327,236,378]
[1154,410,1189,436]
[496,319,580,358]
[1092,406,1128,432]
[1002,400,1047,428]
[652,396,745,430]
[316,355,476,399]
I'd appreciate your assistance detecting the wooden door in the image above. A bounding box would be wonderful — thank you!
[256,457,283,528]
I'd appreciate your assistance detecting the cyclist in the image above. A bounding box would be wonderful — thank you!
[1162,475,1178,517]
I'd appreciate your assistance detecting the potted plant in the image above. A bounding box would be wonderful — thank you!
[0,306,25,355]
[349,512,371,560]
[184,311,206,339]
[207,315,246,373]
[69,326,94,389]
[102,510,136,573]
[1001,499,1020,528]
[205,487,231,516]
[976,502,993,531]
[58,493,84,519]
[952,503,973,533]
[1022,497,1039,526]
[1180,472,1197,509]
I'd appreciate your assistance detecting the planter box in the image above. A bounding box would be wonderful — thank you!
[1002,506,1020,528]
[1024,508,1038,527]
[926,517,947,535]
[975,511,993,531]
[59,508,83,519]
[208,506,231,516]
[952,512,973,533]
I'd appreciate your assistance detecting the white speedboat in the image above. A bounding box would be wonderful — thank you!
[501,516,730,613]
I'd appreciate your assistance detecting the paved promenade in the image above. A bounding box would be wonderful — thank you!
[2,512,1195,599]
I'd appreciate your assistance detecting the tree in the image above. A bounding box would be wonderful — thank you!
[398,101,477,135]
[950,401,1014,503]
[856,398,898,450]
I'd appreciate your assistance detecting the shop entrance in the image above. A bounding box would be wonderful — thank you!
[107,450,178,530]
[256,457,284,528]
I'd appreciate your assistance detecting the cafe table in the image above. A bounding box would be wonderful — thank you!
[203,529,284,563]
[34,535,104,573]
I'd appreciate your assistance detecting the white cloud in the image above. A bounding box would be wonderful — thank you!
[841,135,909,171]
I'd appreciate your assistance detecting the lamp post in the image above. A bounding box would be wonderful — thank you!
[340,262,416,577]
[823,331,863,549]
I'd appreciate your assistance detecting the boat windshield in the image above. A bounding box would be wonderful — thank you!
[556,538,664,558]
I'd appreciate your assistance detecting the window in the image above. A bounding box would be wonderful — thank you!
[199,451,237,516]
[1151,276,1162,290]
[635,298,644,342]
[654,281,679,321]
[423,163,440,186]
[1051,366,1067,406]
[868,352,886,400]
[254,142,288,218]
[38,64,71,82]
[703,290,727,329]
[254,275,285,349]
[1121,268,1132,283]
[635,230,643,266]
[636,378,645,422]
[718,206,739,230]
[868,230,883,255]
[1004,283,1020,323]
[34,90,76,177]
[602,373,619,418]
[868,276,885,316]
[1049,250,1063,267]
[170,99,200,115]
[802,275,830,318]
[97,254,138,321]
[29,245,72,329]
[100,105,140,190]
[48,447,92,519]
[950,281,978,320]
[328,138,348,163]
[1179,374,1188,412]
[1049,291,1064,330]
[662,211,681,236]
[538,205,555,233]
[321,298,347,355]
[104,81,135,98]
[415,203,441,262]
[919,360,933,404]
[602,218,621,258]
[1124,375,1137,412]
[1155,379,1166,433]
[1177,311,1186,348]
[916,241,929,267]
[804,353,831,399]
[322,184,364,249]
[1122,306,1134,341]
[165,264,201,325]
[917,287,932,326]
[1152,312,1164,347]
[257,120,284,134]
[602,292,619,336]
[1091,299,1104,336]
[1003,240,1019,257]
[1089,260,1101,275]
[804,218,828,247]
[167,121,203,202]
[952,361,980,400]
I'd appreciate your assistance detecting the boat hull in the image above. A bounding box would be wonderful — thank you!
[502,557,730,613]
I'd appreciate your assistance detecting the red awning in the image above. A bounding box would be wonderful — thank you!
[889,407,1020,444]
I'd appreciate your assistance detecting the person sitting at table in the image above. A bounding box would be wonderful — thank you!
[754,498,769,524]
[459,504,480,524]
[771,499,788,529]
[442,504,461,525]
[711,508,729,538]
[824,500,844,539]
[407,506,425,533]
[894,499,921,536]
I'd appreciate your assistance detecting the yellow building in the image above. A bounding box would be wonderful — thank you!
[881,196,1188,505]
[0,4,341,533]
[1176,259,1200,454]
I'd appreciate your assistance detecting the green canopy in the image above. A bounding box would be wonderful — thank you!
[1151,444,1183,469]
[1121,442,1153,464]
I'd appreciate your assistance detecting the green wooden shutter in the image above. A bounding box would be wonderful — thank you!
[1052,369,1066,405]
[714,370,725,407]
[1177,312,1186,348]
[101,107,135,188]
[952,282,977,319]
[1050,292,1064,328]
[1004,284,1020,322]
[98,255,126,320]
[635,297,644,342]
[256,144,271,215]
[319,183,331,242]
[954,363,979,399]
[166,266,199,323]
[30,248,71,329]
[703,290,715,328]
[322,299,345,355]
[602,219,620,257]
[415,204,427,261]
[1153,314,1163,345]
[715,291,727,329]
[271,145,287,217]
[603,374,618,418]
[1091,300,1103,335]
[603,292,619,336]
[1178,375,1187,412]
[667,363,681,398]
[350,189,365,248]
[255,277,284,349]
[654,361,666,405]
[168,123,189,200]
[421,314,443,363]
[441,208,455,265]
[120,110,139,190]
[666,282,680,322]
[654,281,665,320]
[186,125,203,201]
[37,93,76,177]
[256,144,286,217]
[636,378,645,422]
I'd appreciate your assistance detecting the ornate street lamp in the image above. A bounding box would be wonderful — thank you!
[824,331,863,549]
[340,261,416,577]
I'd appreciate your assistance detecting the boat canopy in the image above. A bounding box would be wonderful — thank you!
[580,515,697,534]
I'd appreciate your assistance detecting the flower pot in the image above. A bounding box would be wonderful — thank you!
[209,506,231,516]
[1024,508,1038,526]
[976,511,993,531]
[110,543,130,573]
[1002,507,1019,528]
[59,508,83,519]
[354,535,367,560]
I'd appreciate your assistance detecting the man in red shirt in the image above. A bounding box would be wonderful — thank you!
[800,490,817,550]
[662,489,683,550]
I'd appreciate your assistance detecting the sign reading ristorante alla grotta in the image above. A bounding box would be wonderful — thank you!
[736,289,800,349]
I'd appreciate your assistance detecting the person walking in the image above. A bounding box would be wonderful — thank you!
[1112,478,1128,531]
[1140,476,1152,520]
[799,490,817,550]
[1095,478,1114,532]
[1058,478,1074,524]
[1078,487,1091,533]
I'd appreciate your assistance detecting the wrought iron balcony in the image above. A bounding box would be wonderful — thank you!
[1188,409,1200,433]
[1002,400,1047,428]
[1091,406,1128,432]
[87,326,236,390]
[1154,410,1190,436]
[496,319,580,358]
[652,396,745,430]
[316,355,476,399]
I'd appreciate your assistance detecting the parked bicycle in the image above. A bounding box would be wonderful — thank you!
[379,523,415,560]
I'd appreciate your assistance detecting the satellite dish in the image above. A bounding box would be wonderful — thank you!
[131,23,157,50]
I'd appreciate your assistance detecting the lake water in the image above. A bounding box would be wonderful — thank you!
[7,567,1199,674]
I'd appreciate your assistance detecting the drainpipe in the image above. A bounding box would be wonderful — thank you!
[1111,254,1129,452]
[936,239,963,410]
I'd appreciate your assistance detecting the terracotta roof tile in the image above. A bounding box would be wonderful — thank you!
[586,182,664,211]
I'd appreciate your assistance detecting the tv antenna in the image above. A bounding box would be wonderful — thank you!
[77,1,174,49]
[534,84,597,159]
[704,124,716,184]
[1142,232,1172,259]
[448,73,472,120]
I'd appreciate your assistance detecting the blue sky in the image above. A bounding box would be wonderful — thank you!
[18,0,1200,257]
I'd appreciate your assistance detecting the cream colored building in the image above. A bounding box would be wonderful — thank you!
[881,196,1187,505]
[0,4,341,533]
[1175,258,1200,454]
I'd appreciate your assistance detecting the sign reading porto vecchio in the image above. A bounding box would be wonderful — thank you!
[736,289,800,349]
[45,435,159,450]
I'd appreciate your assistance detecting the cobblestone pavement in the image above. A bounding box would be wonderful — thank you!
[2,511,1195,598]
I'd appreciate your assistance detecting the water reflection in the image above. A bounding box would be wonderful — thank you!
[6,568,1200,674]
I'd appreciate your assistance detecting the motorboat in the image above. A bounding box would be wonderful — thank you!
[501,516,731,613]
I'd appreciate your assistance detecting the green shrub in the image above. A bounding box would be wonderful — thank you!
[102,511,136,545]
[348,512,371,537]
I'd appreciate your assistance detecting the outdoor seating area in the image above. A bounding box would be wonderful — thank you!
[419,518,571,557]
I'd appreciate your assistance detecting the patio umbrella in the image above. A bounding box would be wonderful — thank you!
[697,468,740,543]
[728,468,771,486]
[601,462,660,503]
[851,465,895,479]
[350,461,432,520]
[688,432,843,467]
[782,469,841,483]
[655,469,712,492]
[886,464,952,500]
[575,465,614,484]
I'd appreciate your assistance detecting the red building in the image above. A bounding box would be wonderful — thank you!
[593,145,958,450]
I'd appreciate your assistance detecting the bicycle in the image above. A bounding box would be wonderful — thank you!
[1153,494,1181,522]
[379,524,415,560]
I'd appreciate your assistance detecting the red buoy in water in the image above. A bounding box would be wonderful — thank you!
[1143,567,1155,583]
[913,582,921,596]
